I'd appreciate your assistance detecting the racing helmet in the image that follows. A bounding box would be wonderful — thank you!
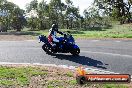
[51,24,58,31]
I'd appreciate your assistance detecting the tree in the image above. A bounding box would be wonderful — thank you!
[49,0,65,26]
[83,5,100,28]
[94,0,132,24]
[38,0,49,29]
[0,0,9,32]
[25,0,83,30]
[26,0,38,30]
[65,0,80,29]
[12,8,26,31]
[83,4,112,30]
[83,10,88,29]
[0,0,26,32]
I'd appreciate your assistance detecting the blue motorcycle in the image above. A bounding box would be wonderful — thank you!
[38,32,80,56]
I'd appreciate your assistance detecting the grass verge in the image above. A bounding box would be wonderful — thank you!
[24,24,132,39]
[1,24,132,40]
[0,65,130,88]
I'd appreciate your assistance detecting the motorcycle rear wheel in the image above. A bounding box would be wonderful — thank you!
[42,44,47,52]
[42,44,56,54]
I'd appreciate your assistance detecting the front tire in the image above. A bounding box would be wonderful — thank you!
[70,48,80,56]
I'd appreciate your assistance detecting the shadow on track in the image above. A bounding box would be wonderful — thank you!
[50,53,108,69]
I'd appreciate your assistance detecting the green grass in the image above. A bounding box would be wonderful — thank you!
[47,80,64,88]
[0,66,129,88]
[102,84,129,88]
[72,24,132,38]
[30,70,48,76]
[47,80,61,84]
[47,85,54,88]
[31,24,132,38]
[0,66,48,86]
[68,80,77,85]
[6,24,132,38]
[81,83,129,88]
[0,80,15,86]
[64,71,74,77]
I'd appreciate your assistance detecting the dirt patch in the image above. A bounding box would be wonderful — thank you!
[0,35,35,41]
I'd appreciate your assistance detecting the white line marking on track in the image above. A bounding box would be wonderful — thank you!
[0,62,31,65]
[115,41,121,42]
[91,40,100,42]
[81,51,132,58]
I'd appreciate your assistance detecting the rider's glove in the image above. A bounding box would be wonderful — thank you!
[64,34,67,37]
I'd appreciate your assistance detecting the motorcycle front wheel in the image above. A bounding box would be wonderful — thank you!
[70,48,80,56]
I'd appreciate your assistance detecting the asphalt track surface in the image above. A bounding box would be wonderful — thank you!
[0,39,132,74]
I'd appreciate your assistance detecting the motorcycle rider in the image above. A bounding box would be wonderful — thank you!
[48,24,65,48]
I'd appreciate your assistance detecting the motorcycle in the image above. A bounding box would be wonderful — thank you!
[38,32,80,56]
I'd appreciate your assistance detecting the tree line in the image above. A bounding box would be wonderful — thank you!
[0,0,131,32]
[0,0,26,32]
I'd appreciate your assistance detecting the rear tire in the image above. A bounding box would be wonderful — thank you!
[70,48,80,56]
[42,44,47,52]
[42,44,56,54]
